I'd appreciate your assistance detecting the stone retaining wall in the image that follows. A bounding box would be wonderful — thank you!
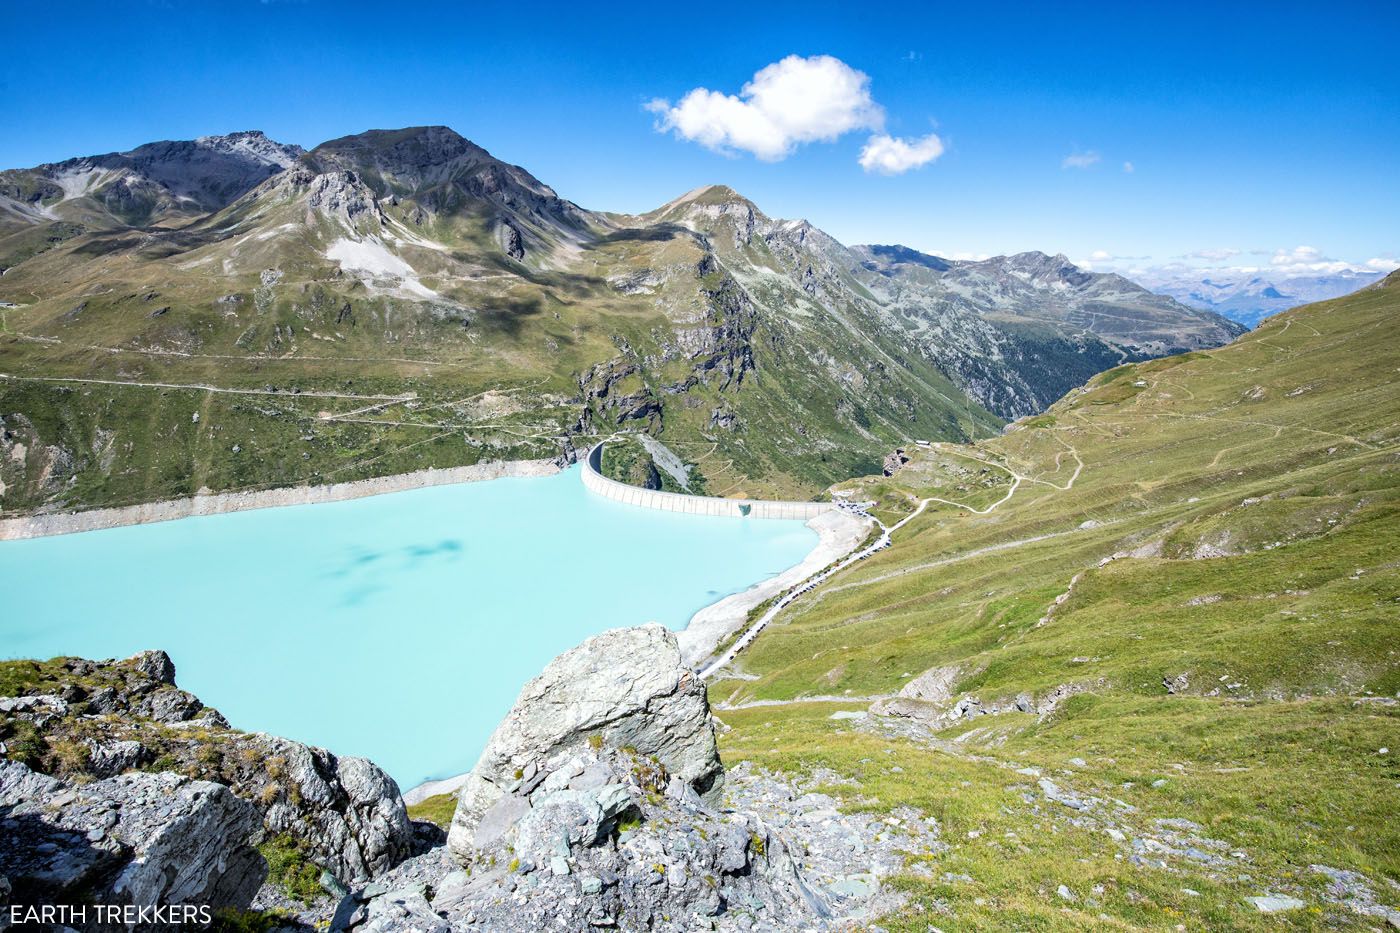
[581,444,832,520]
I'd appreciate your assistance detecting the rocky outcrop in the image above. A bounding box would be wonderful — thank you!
[871,663,962,720]
[341,625,840,932]
[340,745,826,933]
[255,736,414,882]
[498,220,525,260]
[882,447,910,476]
[0,760,265,926]
[873,665,1104,724]
[0,651,414,885]
[447,624,722,859]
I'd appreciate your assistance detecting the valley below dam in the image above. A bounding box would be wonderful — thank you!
[0,465,819,789]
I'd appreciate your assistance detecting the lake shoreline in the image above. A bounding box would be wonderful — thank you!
[0,458,564,541]
[403,507,872,806]
[2,454,865,804]
[674,508,872,667]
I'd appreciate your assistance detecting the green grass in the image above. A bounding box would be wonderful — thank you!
[0,170,1004,514]
[711,276,1400,929]
[721,698,1395,931]
[258,834,325,904]
[407,792,456,829]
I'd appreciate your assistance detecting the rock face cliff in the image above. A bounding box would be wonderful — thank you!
[0,650,415,886]
[0,760,265,928]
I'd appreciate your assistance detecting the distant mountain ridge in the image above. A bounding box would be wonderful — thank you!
[0,126,1244,513]
[0,131,305,230]
[850,244,1244,416]
[1130,265,1384,328]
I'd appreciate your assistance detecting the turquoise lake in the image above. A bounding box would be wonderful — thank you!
[0,466,817,789]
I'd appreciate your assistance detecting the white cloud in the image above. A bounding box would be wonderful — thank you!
[859,132,945,175]
[1265,245,1364,276]
[1075,249,1149,269]
[1143,247,1392,280]
[1062,150,1101,169]
[1122,161,1135,173]
[1187,247,1241,262]
[647,55,884,161]
[1271,245,1323,265]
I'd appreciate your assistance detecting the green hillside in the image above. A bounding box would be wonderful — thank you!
[0,128,1002,514]
[709,273,1400,929]
[0,127,1250,518]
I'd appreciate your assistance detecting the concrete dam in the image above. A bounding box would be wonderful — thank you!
[581,443,833,520]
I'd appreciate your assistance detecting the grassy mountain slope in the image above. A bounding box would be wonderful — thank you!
[0,129,1001,513]
[709,273,1400,929]
[0,127,1238,516]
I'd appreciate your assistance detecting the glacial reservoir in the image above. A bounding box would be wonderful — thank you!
[0,466,817,789]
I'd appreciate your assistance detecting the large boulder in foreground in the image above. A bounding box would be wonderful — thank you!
[447,623,722,860]
[339,746,828,933]
[341,624,830,932]
[0,759,265,924]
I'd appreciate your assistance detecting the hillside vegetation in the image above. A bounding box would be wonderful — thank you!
[709,273,1400,930]
[0,127,1240,516]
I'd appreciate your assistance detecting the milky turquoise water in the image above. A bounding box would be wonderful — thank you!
[0,466,816,789]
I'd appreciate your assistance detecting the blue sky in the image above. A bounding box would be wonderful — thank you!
[2,0,1396,272]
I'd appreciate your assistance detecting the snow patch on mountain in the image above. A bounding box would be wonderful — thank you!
[326,237,438,299]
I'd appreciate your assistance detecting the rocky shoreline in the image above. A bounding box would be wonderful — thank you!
[0,458,562,541]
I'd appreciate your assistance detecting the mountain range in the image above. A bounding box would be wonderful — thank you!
[0,126,1241,513]
[1130,265,1384,328]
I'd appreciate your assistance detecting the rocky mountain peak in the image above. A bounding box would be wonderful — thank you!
[654,184,760,217]
[2,130,307,222]
[301,125,588,243]
[307,126,488,175]
[191,130,305,169]
[857,243,953,272]
[305,126,557,200]
[992,250,1093,287]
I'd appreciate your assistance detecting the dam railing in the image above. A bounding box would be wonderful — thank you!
[581,443,833,520]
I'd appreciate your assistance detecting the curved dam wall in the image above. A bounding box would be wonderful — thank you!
[582,444,833,520]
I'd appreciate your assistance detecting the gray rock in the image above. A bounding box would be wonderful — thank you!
[340,628,843,933]
[127,649,177,685]
[0,651,413,887]
[1310,864,1400,927]
[81,738,148,777]
[1246,894,1305,913]
[143,687,205,723]
[0,760,264,919]
[0,695,67,715]
[473,794,531,848]
[448,624,722,859]
[256,736,413,883]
